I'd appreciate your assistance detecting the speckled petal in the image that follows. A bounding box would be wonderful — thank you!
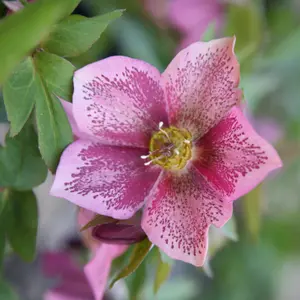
[59,98,92,140]
[141,168,233,266]
[162,37,241,139]
[193,106,282,201]
[73,56,168,148]
[50,140,161,219]
[84,244,127,300]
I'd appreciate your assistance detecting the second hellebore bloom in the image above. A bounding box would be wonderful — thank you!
[51,37,282,266]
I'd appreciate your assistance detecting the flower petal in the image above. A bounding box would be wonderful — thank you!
[51,140,161,219]
[73,56,168,148]
[162,37,241,138]
[141,169,233,266]
[42,252,94,300]
[84,244,127,300]
[168,0,222,35]
[193,106,282,201]
[3,1,23,12]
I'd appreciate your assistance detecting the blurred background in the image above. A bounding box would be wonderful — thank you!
[1,0,300,299]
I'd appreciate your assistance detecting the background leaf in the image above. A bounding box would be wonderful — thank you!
[154,248,172,295]
[243,185,262,241]
[224,2,262,66]
[3,57,36,136]
[34,51,75,101]
[6,189,38,262]
[42,10,124,57]
[0,0,81,84]
[0,192,7,269]
[0,94,7,123]
[110,238,152,288]
[125,258,147,300]
[34,71,73,172]
[0,280,18,300]
[0,124,48,190]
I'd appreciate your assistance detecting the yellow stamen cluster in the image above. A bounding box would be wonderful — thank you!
[148,126,192,170]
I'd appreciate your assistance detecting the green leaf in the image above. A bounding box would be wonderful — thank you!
[221,216,238,242]
[34,71,73,172]
[0,93,7,123]
[80,214,115,232]
[0,124,48,190]
[125,258,147,300]
[0,0,81,84]
[224,2,262,65]
[201,22,216,42]
[0,192,7,269]
[110,238,152,288]
[0,231,5,270]
[0,281,18,300]
[154,249,172,295]
[110,16,163,71]
[6,189,38,262]
[243,185,262,241]
[42,10,124,57]
[34,51,75,101]
[3,58,36,136]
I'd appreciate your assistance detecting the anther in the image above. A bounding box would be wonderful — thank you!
[141,155,150,159]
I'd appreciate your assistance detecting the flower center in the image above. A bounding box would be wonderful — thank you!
[143,123,192,170]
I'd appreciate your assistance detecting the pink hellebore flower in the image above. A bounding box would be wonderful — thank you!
[168,0,224,48]
[144,0,223,49]
[42,252,95,300]
[51,37,282,266]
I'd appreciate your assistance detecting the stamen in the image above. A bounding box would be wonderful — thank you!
[158,121,171,142]
[148,125,192,170]
[144,154,165,166]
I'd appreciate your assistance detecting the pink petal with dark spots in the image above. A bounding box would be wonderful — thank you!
[193,106,282,201]
[161,37,241,139]
[72,56,168,148]
[141,169,233,266]
[50,140,161,219]
[84,244,127,300]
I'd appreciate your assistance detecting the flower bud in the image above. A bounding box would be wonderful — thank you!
[92,223,146,245]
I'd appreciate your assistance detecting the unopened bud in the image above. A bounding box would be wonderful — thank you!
[92,223,146,245]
